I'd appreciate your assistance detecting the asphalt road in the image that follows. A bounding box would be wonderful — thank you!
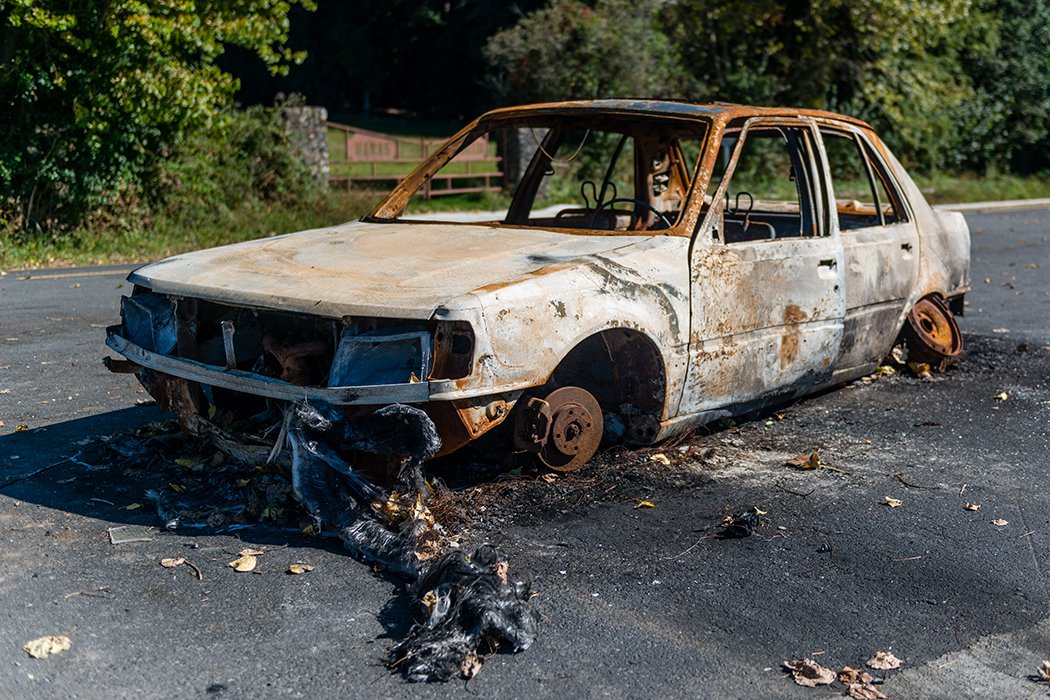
[1,207,1049,699]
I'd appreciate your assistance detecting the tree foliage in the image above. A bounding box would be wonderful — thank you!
[484,0,688,103]
[0,0,313,228]
[482,0,1048,173]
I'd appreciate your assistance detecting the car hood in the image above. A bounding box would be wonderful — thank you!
[129,221,648,319]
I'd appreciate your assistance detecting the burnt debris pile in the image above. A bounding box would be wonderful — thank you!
[286,400,540,682]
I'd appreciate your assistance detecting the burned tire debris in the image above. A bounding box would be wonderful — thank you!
[287,400,540,681]
[90,401,541,683]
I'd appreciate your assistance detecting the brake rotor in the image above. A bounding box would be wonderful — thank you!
[537,387,603,472]
[901,295,962,367]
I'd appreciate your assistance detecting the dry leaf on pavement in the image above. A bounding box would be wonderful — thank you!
[884,497,903,508]
[783,658,836,687]
[288,563,315,575]
[839,666,875,685]
[160,557,185,568]
[239,547,265,557]
[907,362,932,379]
[23,635,72,659]
[632,500,655,509]
[460,650,483,679]
[849,683,888,699]
[866,650,902,670]
[1038,660,1050,682]
[650,453,670,466]
[992,518,1009,527]
[964,502,981,511]
[228,554,257,572]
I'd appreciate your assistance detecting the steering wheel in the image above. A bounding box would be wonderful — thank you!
[595,197,673,230]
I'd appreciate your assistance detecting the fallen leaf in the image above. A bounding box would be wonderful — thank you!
[23,635,72,659]
[964,502,981,511]
[884,496,903,508]
[650,453,670,466]
[460,649,483,679]
[783,658,836,687]
[540,473,557,483]
[994,391,1009,401]
[168,482,186,494]
[15,424,29,432]
[160,557,185,568]
[124,503,142,510]
[228,554,257,572]
[992,518,1009,527]
[239,547,265,556]
[866,650,903,670]
[787,450,821,470]
[1038,660,1050,682]
[876,365,896,377]
[632,500,655,509]
[288,563,315,575]
[839,666,875,685]
[907,362,932,379]
[849,683,888,699]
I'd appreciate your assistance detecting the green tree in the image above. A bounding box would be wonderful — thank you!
[668,0,993,169]
[954,0,1050,173]
[0,0,314,229]
[483,0,689,104]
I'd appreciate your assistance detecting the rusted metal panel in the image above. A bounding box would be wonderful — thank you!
[128,223,650,321]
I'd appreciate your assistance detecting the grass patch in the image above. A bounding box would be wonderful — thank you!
[0,190,380,271]
[912,171,1050,204]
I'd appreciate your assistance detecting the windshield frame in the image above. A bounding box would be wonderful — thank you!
[366,108,715,238]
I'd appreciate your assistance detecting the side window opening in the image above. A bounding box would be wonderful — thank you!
[820,129,904,230]
[711,124,823,244]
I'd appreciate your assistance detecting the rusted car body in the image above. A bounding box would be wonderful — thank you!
[106,100,969,470]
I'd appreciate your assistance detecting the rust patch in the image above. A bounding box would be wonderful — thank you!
[780,304,809,369]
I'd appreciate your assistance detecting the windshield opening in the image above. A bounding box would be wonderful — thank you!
[377,114,709,234]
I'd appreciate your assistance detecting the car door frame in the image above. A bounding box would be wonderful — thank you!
[814,120,920,376]
[675,115,846,420]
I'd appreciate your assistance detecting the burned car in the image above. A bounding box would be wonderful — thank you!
[106,100,969,471]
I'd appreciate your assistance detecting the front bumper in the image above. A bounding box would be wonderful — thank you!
[106,327,432,405]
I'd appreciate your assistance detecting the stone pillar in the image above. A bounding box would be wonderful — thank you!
[283,105,329,188]
[502,127,549,200]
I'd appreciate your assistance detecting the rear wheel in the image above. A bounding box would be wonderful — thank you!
[900,295,962,368]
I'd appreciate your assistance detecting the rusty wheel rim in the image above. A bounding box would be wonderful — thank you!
[906,296,962,359]
[538,387,603,472]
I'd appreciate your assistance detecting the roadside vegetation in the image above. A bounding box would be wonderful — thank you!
[2,0,1048,270]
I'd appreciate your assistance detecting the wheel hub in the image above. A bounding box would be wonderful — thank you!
[513,386,603,472]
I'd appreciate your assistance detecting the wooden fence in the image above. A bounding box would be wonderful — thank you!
[326,122,503,197]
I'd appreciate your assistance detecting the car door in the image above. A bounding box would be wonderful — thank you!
[818,126,919,373]
[680,118,845,414]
